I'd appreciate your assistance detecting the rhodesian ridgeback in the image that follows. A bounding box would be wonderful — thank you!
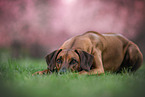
[32,31,143,75]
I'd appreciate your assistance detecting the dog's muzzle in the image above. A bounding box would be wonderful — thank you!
[58,67,67,74]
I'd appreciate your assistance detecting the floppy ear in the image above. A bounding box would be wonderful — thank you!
[75,50,94,71]
[45,49,62,71]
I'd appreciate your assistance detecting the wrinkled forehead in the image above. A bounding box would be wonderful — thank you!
[57,50,79,59]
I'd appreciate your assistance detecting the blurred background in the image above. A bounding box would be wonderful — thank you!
[0,0,145,59]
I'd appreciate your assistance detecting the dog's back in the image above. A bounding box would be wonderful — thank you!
[84,31,143,72]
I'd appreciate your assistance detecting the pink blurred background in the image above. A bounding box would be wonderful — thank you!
[0,0,145,58]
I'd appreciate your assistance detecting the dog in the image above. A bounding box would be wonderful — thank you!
[32,31,143,75]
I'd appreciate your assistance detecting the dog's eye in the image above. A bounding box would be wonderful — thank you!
[70,59,78,65]
[56,59,62,64]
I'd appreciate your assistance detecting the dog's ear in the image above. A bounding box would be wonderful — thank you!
[45,49,62,71]
[75,50,94,71]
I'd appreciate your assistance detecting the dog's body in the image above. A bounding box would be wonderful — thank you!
[33,31,143,75]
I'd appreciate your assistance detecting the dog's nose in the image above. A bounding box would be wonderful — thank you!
[59,67,67,74]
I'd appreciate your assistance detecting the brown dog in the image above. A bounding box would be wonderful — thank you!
[32,31,143,75]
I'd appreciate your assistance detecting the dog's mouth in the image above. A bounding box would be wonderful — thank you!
[51,67,78,74]
[58,67,67,74]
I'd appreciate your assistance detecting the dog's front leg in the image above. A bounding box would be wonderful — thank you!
[32,69,51,76]
[90,49,104,75]
[79,69,104,75]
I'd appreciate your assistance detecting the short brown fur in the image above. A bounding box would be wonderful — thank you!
[33,31,143,75]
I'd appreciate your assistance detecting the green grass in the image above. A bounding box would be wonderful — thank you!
[0,57,145,97]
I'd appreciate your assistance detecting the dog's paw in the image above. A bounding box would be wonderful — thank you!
[78,70,88,75]
[32,71,44,76]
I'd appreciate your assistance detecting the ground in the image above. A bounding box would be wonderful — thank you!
[0,57,145,97]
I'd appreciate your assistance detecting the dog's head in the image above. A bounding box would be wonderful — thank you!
[45,49,94,74]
